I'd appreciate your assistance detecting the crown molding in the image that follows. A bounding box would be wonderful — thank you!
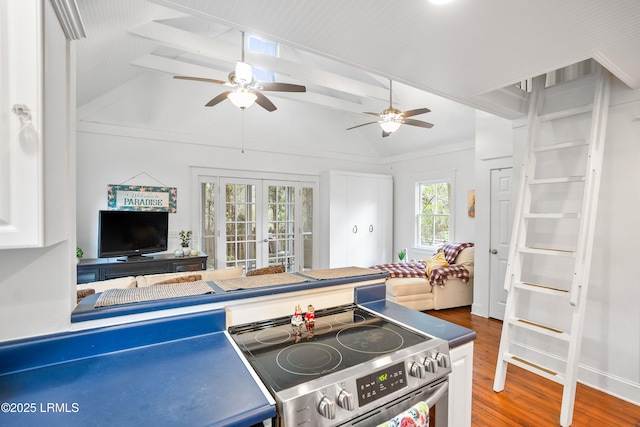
[50,0,86,40]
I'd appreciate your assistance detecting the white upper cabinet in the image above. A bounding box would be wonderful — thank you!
[0,0,76,249]
[321,171,393,268]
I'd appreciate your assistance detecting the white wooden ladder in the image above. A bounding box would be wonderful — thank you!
[493,64,611,427]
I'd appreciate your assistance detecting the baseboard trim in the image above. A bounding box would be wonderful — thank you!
[510,340,639,405]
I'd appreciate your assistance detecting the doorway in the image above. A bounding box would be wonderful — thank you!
[489,167,513,320]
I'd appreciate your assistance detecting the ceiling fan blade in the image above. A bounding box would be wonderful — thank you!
[254,91,277,112]
[205,91,232,107]
[260,82,306,92]
[363,112,382,117]
[403,118,434,129]
[174,76,227,85]
[346,121,379,131]
[402,107,431,118]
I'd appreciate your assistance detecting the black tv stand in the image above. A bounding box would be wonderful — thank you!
[117,255,155,262]
[77,252,208,284]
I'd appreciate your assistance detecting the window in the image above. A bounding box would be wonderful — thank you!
[416,180,452,248]
[248,35,277,83]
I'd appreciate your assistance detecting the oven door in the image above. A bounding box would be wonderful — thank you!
[339,378,448,427]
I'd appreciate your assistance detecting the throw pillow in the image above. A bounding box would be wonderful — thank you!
[154,274,202,285]
[426,250,449,276]
[246,265,286,276]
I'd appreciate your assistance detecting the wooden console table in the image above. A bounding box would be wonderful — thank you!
[77,253,208,284]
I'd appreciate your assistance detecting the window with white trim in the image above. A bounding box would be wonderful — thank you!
[416,179,452,248]
[248,35,276,82]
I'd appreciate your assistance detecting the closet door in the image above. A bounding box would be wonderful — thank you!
[325,171,393,268]
[328,174,349,267]
[347,175,378,267]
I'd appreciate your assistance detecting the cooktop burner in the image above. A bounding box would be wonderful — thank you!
[228,304,431,392]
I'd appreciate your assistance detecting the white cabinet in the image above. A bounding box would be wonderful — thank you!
[0,0,73,249]
[321,171,392,268]
[447,342,474,427]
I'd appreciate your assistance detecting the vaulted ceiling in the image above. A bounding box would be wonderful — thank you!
[74,0,640,161]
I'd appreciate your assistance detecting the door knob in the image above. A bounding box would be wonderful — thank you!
[490,249,498,254]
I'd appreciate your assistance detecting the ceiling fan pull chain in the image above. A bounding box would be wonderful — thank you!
[241,110,245,154]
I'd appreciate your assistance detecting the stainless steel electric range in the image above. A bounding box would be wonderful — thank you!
[228,304,451,427]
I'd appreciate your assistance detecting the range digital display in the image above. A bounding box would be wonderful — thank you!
[356,362,407,406]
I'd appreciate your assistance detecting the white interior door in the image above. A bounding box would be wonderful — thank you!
[489,167,513,320]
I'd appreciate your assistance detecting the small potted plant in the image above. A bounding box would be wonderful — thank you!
[179,230,192,256]
[76,247,84,263]
[398,248,407,263]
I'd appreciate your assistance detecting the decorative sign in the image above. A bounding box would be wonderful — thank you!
[107,185,177,212]
[467,189,475,218]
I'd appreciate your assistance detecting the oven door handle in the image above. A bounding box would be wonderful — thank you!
[422,380,448,409]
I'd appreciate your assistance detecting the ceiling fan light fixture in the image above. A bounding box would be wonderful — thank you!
[228,88,257,109]
[379,111,403,133]
[379,120,402,133]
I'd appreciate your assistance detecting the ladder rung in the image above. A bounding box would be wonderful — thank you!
[509,317,571,341]
[513,281,570,297]
[533,139,589,152]
[523,212,579,219]
[505,354,565,385]
[538,104,593,122]
[518,247,576,257]
[529,176,585,185]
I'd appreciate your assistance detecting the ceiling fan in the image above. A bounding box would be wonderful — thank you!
[347,80,434,137]
[173,32,306,112]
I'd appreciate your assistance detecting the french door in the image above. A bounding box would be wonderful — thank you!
[198,172,316,273]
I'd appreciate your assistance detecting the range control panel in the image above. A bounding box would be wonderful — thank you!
[356,362,407,406]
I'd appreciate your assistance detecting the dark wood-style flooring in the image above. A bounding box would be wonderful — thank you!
[427,307,640,426]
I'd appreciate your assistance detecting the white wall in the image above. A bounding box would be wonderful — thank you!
[573,86,640,402]
[389,142,476,261]
[472,111,515,317]
[76,131,389,259]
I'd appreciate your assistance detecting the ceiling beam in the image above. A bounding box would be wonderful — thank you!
[131,54,228,81]
[128,21,390,101]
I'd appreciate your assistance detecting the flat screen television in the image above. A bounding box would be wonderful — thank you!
[98,210,169,260]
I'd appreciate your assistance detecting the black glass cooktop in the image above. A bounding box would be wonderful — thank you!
[228,304,430,392]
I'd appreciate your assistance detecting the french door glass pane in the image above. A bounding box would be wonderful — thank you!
[201,182,216,269]
[225,183,257,270]
[302,187,313,270]
[267,185,295,271]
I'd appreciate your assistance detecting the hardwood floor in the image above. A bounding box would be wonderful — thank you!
[427,307,640,427]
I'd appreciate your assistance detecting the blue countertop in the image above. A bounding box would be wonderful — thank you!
[0,309,274,427]
[355,283,477,348]
[1,280,475,427]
